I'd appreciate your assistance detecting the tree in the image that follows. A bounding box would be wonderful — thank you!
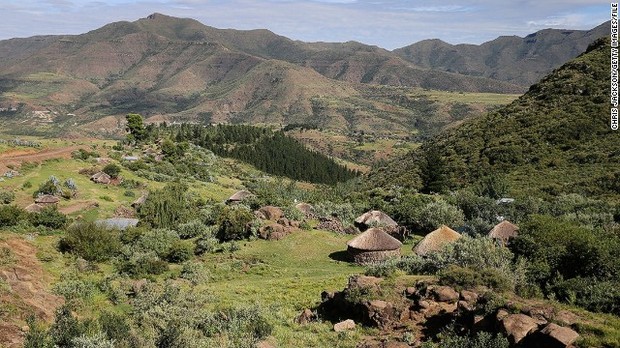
[125,113,146,143]
[102,164,121,179]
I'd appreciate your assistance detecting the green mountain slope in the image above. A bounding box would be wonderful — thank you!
[394,22,608,87]
[370,38,618,198]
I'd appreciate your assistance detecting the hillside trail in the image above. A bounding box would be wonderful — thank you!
[0,145,84,173]
[0,237,64,347]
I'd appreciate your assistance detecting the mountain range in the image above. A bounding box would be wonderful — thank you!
[0,13,607,138]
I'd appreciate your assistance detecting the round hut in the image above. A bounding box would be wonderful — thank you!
[354,210,398,231]
[90,171,112,184]
[488,220,519,246]
[413,225,461,256]
[226,190,254,204]
[347,228,402,264]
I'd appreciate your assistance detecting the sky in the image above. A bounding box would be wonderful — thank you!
[0,0,609,50]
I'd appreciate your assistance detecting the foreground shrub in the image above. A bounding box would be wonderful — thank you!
[216,206,254,241]
[59,222,122,262]
[554,277,620,315]
[116,252,168,277]
[29,206,67,229]
[0,189,15,204]
[0,205,27,227]
[165,240,193,263]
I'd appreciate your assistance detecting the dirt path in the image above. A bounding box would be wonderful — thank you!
[0,145,84,173]
[0,237,64,347]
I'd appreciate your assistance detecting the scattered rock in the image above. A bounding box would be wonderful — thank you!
[459,290,478,303]
[367,300,397,328]
[256,206,284,221]
[316,217,344,233]
[348,275,383,292]
[259,223,290,240]
[554,310,578,326]
[500,313,539,344]
[538,323,580,347]
[334,319,356,332]
[295,308,316,325]
[430,286,459,303]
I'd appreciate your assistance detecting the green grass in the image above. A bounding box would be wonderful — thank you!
[423,90,520,105]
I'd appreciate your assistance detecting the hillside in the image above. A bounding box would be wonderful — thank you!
[0,13,526,138]
[394,22,608,87]
[370,38,618,199]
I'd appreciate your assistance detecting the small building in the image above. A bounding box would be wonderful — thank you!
[34,194,60,205]
[413,225,461,256]
[121,155,140,162]
[226,190,254,204]
[90,171,111,184]
[354,210,398,231]
[346,228,402,264]
[488,220,519,246]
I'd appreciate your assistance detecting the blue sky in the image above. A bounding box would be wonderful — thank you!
[0,0,609,49]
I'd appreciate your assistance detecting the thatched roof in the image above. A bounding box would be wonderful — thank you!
[413,225,461,256]
[488,220,519,243]
[227,190,253,203]
[34,195,60,204]
[347,228,402,251]
[25,203,44,213]
[354,210,398,229]
[90,171,111,184]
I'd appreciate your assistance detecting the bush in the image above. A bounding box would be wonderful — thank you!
[59,222,122,262]
[177,220,210,239]
[414,199,465,233]
[165,240,193,263]
[0,190,15,204]
[33,177,63,197]
[554,277,620,315]
[29,206,67,229]
[133,228,179,258]
[216,206,254,241]
[0,205,27,227]
[194,236,220,255]
[116,252,168,277]
[438,265,512,292]
[102,163,121,178]
[424,330,509,348]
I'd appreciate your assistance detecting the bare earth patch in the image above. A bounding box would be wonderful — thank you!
[0,237,64,347]
[0,145,84,173]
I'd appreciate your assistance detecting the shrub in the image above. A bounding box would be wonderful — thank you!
[102,164,121,178]
[194,236,220,255]
[29,206,67,229]
[123,190,135,197]
[99,311,130,343]
[134,228,179,257]
[414,199,465,233]
[180,262,210,285]
[138,183,193,229]
[0,189,15,204]
[71,333,115,348]
[554,277,620,315]
[49,305,83,347]
[438,265,512,292]
[59,222,122,262]
[177,220,210,239]
[0,205,27,227]
[116,252,168,277]
[216,206,254,241]
[165,240,193,263]
[424,330,509,348]
[33,177,63,197]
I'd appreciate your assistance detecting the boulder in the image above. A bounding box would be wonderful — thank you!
[430,286,459,303]
[257,206,284,221]
[459,290,479,303]
[259,223,289,240]
[539,323,580,347]
[366,300,397,328]
[500,313,539,344]
[334,319,356,332]
[348,275,382,292]
[295,308,316,325]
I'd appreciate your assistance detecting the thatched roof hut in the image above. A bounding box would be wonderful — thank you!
[25,203,44,213]
[354,210,398,231]
[488,220,519,246]
[34,194,60,205]
[226,190,253,204]
[413,225,461,256]
[90,171,111,184]
[347,228,402,264]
